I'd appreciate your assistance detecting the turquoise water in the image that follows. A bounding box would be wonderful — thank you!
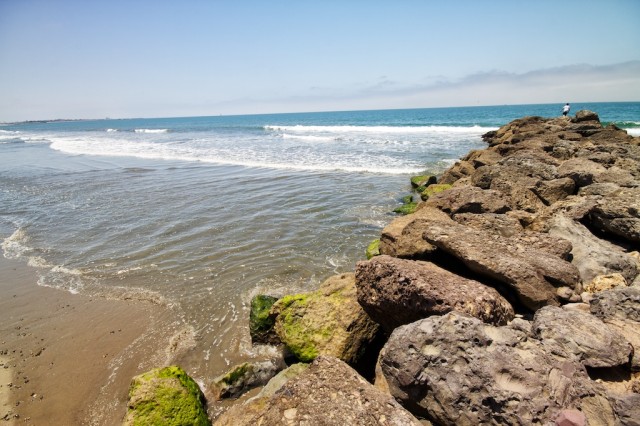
[1,102,638,383]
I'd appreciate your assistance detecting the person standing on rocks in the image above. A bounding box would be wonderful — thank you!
[562,103,570,116]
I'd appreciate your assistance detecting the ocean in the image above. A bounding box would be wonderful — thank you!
[1,102,638,380]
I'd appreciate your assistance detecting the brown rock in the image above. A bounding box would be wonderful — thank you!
[424,185,511,215]
[355,255,515,332]
[422,220,581,310]
[377,207,448,259]
[213,356,422,426]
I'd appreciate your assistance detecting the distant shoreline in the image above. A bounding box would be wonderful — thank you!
[3,101,639,126]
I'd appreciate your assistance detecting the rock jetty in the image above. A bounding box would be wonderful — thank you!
[125,111,640,425]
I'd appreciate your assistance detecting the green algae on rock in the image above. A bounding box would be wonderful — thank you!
[270,273,379,363]
[124,365,210,426]
[365,239,380,260]
[393,202,418,215]
[420,183,452,201]
[249,294,279,344]
[410,174,437,188]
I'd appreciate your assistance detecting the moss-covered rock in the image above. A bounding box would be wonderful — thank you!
[410,174,437,188]
[420,183,452,201]
[401,194,414,204]
[249,294,279,344]
[393,202,418,215]
[124,366,210,426]
[270,273,379,363]
[365,239,380,260]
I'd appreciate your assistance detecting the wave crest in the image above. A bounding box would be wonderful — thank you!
[265,124,494,134]
[134,129,169,133]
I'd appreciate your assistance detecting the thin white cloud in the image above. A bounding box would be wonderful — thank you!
[261,61,640,112]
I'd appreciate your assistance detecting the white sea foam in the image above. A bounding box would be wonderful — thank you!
[0,129,21,142]
[627,128,640,137]
[265,124,494,134]
[106,128,119,132]
[47,134,427,175]
[1,227,30,259]
[281,133,337,142]
[134,128,169,133]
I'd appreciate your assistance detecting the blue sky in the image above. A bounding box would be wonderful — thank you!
[1,0,639,121]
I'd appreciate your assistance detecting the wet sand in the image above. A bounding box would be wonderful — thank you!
[0,256,171,425]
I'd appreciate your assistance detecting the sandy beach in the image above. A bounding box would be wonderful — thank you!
[0,256,172,425]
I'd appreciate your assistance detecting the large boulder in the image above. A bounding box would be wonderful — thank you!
[270,273,379,363]
[213,356,422,426]
[423,185,511,215]
[380,312,616,425]
[557,157,607,189]
[547,214,638,285]
[532,306,632,368]
[378,206,449,259]
[355,255,514,331]
[590,286,640,370]
[586,186,640,244]
[421,219,581,310]
[124,366,210,426]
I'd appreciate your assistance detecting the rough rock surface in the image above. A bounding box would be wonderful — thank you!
[380,312,615,426]
[213,356,422,426]
[423,185,512,215]
[209,359,284,400]
[532,306,632,368]
[124,366,210,426]
[270,273,379,363]
[547,214,638,285]
[586,186,640,244]
[590,286,640,370]
[421,219,580,310]
[377,207,445,259]
[355,255,514,331]
[590,286,640,323]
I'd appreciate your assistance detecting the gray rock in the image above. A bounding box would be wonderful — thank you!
[532,306,632,368]
[547,214,638,286]
[214,356,422,426]
[590,287,640,370]
[590,286,640,323]
[210,359,284,400]
[611,393,640,426]
[422,219,580,310]
[380,312,614,425]
[355,255,514,332]
[587,186,640,243]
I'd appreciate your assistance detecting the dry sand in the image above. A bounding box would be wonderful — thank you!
[0,256,174,425]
